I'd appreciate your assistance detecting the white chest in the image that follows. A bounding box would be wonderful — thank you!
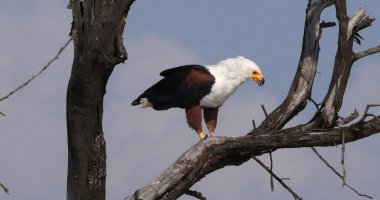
[199,70,241,108]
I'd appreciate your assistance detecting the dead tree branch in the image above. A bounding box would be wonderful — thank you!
[252,156,302,200]
[340,131,347,185]
[311,147,373,199]
[126,117,380,200]
[0,37,72,102]
[0,181,9,195]
[359,104,380,122]
[353,45,380,61]
[253,0,334,133]
[184,190,207,200]
[336,110,359,126]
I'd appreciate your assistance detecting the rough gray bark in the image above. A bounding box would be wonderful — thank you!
[316,1,376,127]
[126,0,380,199]
[66,0,135,200]
[253,0,333,133]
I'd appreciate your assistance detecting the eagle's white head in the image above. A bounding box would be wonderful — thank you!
[210,56,265,86]
[200,56,265,108]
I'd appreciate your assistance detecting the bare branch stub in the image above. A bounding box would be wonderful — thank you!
[353,45,380,61]
[336,109,359,126]
[184,190,207,200]
[320,20,336,28]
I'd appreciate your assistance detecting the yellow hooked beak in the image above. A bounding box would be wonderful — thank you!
[252,71,265,86]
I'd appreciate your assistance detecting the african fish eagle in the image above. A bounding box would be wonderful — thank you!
[131,56,265,140]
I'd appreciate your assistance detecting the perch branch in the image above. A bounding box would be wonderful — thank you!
[126,116,380,200]
[0,37,73,102]
[0,181,9,195]
[353,45,380,61]
[311,147,372,199]
[252,156,302,200]
[184,190,206,200]
[0,111,5,117]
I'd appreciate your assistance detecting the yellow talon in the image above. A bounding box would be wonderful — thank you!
[198,132,205,140]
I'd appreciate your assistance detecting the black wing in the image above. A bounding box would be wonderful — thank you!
[134,66,215,110]
[160,65,211,77]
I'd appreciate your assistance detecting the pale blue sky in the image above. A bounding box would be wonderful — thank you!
[0,1,380,200]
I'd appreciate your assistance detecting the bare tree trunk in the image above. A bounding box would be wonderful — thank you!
[66,1,135,199]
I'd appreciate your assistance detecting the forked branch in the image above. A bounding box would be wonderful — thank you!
[311,147,373,199]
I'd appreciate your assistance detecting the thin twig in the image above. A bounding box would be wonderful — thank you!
[261,104,269,117]
[341,132,346,186]
[359,104,380,122]
[0,36,73,102]
[185,190,207,200]
[308,98,321,112]
[260,104,274,191]
[252,119,256,130]
[0,181,9,195]
[0,111,5,117]
[252,156,302,200]
[311,147,373,199]
[269,151,274,191]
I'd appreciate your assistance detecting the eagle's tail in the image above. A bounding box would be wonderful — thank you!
[131,97,152,108]
[131,98,140,106]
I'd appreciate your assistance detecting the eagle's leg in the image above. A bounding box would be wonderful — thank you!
[203,107,219,137]
[185,104,205,140]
